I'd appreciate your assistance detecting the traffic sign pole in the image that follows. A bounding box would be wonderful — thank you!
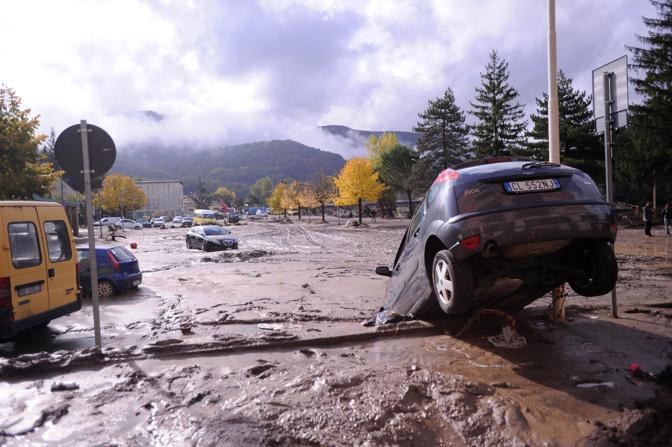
[603,73,619,318]
[79,120,103,347]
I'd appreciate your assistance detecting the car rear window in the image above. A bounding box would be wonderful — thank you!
[110,246,135,262]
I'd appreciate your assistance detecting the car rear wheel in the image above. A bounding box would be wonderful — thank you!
[568,241,618,297]
[432,250,474,314]
[98,280,115,299]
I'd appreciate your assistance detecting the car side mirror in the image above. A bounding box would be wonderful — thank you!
[375,266,392,277]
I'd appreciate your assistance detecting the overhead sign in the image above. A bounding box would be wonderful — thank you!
[54,123,116,192]
[593,55,629,132]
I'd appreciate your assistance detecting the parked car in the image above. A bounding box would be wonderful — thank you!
[0,201,81,338]
[227,213,241,224]
[95,216,121,227]
[115,218,143,230]
[376,159,618,316]
[181,217,193,227]
[172,216,183,225]
[186,225,238,251]
[77,245,142,298]
[151,217,165,228]
[138,219,152,228]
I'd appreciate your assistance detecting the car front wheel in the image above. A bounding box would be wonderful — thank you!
[186,238,192,249]
[432,250,474,315]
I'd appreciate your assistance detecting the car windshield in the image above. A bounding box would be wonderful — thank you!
[204,227,229,236]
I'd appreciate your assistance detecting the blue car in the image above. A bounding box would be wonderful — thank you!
[77,245,142,298]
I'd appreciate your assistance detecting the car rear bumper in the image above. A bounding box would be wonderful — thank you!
[443,203,615,261]
[115,272,142,290]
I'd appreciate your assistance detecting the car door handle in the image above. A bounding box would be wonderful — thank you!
[48,268,55,278]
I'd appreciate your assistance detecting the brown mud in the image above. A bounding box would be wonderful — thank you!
[0,220,670,445]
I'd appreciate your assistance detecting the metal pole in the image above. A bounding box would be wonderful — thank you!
[547,0,566,323]
[603,73,618,318]
[547,0,561,164]
[79,120,102,347]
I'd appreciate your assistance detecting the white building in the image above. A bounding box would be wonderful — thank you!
[135,180,184,218]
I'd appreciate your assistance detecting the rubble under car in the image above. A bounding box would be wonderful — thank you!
[378,159,619,317]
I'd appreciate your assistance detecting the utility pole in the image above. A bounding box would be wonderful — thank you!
[548,0,566,323]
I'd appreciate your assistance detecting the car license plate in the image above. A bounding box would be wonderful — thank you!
[503,178,560,193]
[17,283,42,297]
[132,280,140,286]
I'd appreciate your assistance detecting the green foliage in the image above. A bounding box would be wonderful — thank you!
[526,70,603,183]
[249,177,273,205]
[113,140,345,196]
[191,178,212,209]
[366,132,398,170]
[624,0,672,204]
[0,85,57,200]
[414,88,469,171]
[470,50,527,157]
[379,144,420,217]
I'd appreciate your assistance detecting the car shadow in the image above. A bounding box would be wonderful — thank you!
[425,304,671,412]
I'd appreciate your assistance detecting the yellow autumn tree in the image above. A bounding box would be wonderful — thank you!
[214,186,236,205]
[281,181,306,220]
[98,174,147,217]
[334,158,385,224]
[366,132,398,170]
[268,181,287,215]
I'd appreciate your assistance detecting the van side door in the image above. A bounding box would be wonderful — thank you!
[37,207,78,310]
[5,207,50,320]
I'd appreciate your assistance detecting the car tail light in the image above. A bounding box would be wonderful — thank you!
[459,234,481,250]
[107,251,121,272]
[0,277,11,308]
[609,222,618,238]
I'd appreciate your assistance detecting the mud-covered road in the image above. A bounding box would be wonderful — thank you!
[1,219,671,446]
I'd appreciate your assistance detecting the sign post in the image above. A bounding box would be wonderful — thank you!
[55,122,116,348]
[79,120,102,347]
[593,55,629,319]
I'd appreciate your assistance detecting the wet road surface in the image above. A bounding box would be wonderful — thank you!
[1,219,671,445]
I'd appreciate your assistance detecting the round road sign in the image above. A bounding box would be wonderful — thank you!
[54,123,116,180]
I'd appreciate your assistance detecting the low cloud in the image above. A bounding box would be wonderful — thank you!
[0,0,655,158]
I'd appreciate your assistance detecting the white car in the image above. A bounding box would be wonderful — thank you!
[97,217,121,227]
[115,218,143,230]
[172,216,183,224]
[152,217,165,228]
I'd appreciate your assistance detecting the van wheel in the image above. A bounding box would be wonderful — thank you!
[432,250,474,314]
[98,280,115,299]
[569,241,618,297]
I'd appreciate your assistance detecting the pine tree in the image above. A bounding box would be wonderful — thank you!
[470,50,527,157]
[624,0,672,205]
[527,70,603,182]
[414,87,469,173]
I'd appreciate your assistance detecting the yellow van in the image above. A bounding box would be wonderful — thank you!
[0,201,81,338]
[193,209,217,225]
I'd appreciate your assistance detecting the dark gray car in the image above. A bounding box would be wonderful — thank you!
[377,159,618,316]
[186,225,238,251]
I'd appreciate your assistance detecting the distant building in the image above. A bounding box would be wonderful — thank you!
[135,180,184,218]
[183,197,197,213]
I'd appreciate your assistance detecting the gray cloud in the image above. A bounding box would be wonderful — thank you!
[0,0,656,157]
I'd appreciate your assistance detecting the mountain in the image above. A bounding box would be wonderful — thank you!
[320,125,420,148]
[113,139,345,196]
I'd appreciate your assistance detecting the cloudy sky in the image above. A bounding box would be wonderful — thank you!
[1,0,655,157]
